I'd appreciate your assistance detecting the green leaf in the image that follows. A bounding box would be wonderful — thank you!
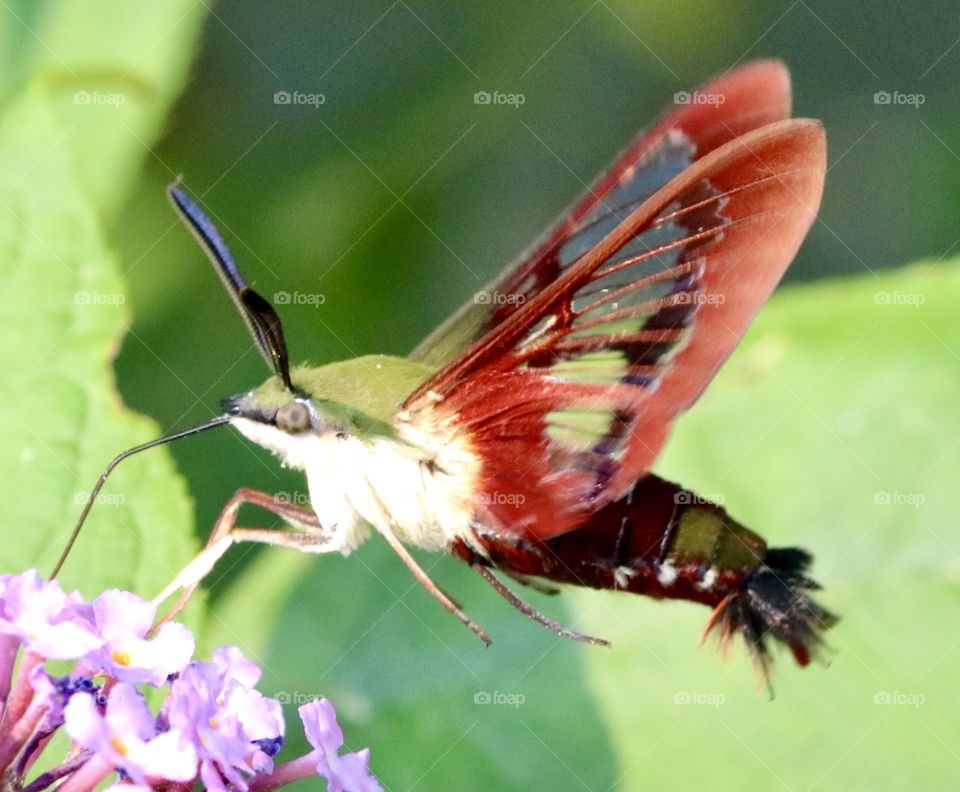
[0,2,207,598]
[571,260,959,789]
[9,0,207,219]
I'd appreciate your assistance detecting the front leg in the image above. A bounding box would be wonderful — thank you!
[152,488,493,647]
[153,488,335,627]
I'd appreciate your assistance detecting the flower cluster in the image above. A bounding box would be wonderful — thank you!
[0,570,381,792]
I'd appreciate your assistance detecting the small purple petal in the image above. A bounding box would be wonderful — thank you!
[224,683,285,741]
[133,729,199,782]
[83,590,194,686]
[333,749,379,792]
[213,645,262,688]
[0,570,101,659]
[92,590,155,641]
[0,633,20,704]
[166,650,283,789]
[224,683,284,774]
[300,699,382,792]
[167,663,249,772]
[301,698,342,755]
[26,665,56,699]
[63,690,109,757]
[200,757,231,792]
[104,683,156,742]
[65,683,197,786]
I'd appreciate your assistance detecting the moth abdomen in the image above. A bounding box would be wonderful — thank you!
[467,475,836,671]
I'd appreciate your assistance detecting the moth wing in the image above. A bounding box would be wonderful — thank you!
[403,120,826,541]
[410,59,794,368]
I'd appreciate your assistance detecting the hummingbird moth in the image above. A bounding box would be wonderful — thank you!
[61,60,835,679]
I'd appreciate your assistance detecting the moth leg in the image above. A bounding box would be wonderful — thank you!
[152,488,332,628]
[472,564,610,647]
[502,571,561,596]
[372,522,492,647]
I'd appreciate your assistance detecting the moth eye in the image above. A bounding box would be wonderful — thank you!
[276,401,311,434]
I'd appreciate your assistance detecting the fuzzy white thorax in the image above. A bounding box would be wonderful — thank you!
[230,415,480,556]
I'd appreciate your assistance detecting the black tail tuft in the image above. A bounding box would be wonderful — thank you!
[703,547,838,686]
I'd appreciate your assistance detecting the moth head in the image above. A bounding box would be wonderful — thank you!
[223,373,346,469]
[225,377,318,434]
[223,368,398,469]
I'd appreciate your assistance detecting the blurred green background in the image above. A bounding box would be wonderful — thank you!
[1,1,958,790]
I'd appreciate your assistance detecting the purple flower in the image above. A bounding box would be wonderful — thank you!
[28,665,100,734]
[213,645,262,688]
[82,589,194,685]
[166,649,284,791]
[0,570,101,659]
[300,699,381,792]
[223,683,285,774]
[0,571,381,792]
[64,682,198,786]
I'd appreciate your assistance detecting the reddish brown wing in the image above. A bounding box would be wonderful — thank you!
[410,60,795,367]
[404,119,826,542]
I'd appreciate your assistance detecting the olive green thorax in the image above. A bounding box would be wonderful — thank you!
[246,354,435,440]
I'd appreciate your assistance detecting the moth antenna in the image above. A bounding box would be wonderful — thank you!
[51,416,231,579]
[167,183,294,392]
